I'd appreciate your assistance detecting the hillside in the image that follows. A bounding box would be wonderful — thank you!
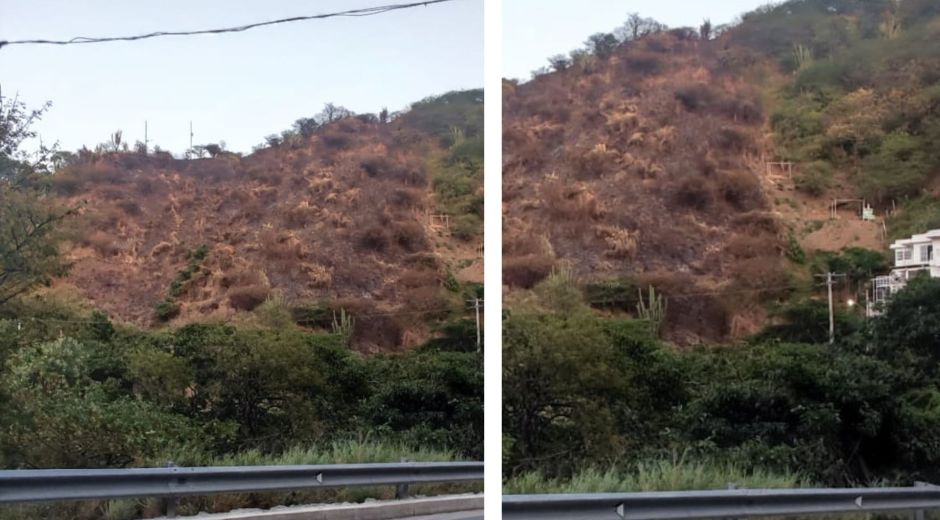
[503,1,940,343]
[47,90,483,351]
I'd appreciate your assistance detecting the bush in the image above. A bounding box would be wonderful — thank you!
[673,176,713,210]
[714,127,752,152]
[716,170,762,211]
[675,84,717,111]
[319,133,351,149]
[451,214,482,241]
[154,299,180,322]
[795,161,833,196]
[391,221,429,252]
[227,285,271,311]
[503,255,555,289]
[359,226,390,252]
[621,53,665,75]
[583,278,637,312]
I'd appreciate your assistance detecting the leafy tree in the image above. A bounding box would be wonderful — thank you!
[700,19,713,40]
[292,117,319,138]
[316,102,354,125]
[585,32,619,59]
[0,91,54,186]
[503,311,620,474]
[0,190,72,306]
[619,13,667,41]
[871,276,940,374]
[547,54,572,72]
[0,94,73,307]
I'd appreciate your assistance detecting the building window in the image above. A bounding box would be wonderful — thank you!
[897,249,912,263]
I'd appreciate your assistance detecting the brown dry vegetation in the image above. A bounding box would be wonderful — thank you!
[51,112,479,351]
[504,31,788,343]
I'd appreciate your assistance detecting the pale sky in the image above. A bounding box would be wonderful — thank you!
[0,0,482,154]
[504,0,775,80]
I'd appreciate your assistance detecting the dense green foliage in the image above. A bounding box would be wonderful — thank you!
[412,90,485,241]
[0,308,482,471]
[504,275,940,487]
[755,0,940,206]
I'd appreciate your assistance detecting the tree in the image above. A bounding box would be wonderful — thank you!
[0,90,54,186]
[585,32,619,59]
[0,93,72,307]
[316,102,354,125]
[547,54,572,72]
[700,18,713,40]
[379,107,389,124]
[292,117,319,138]
[619,13,667,41]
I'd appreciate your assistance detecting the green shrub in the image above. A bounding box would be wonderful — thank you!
[794,161,832,196]
[583,278,637,312]
[154,299,180,322]
[451,214,482,241]
[785,234,806,264]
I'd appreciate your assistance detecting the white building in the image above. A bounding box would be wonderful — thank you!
[869,229,940,314]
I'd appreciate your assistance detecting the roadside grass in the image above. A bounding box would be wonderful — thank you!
[503,454,810,494]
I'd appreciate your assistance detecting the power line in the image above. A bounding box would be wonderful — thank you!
[0,0,458,50]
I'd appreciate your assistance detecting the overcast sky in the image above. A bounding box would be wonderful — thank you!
[504,0,774,80]
[0,0,482,154]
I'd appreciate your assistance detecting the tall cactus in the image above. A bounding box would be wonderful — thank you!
[636,285,667,334]
[793,44,813,69]
[332,308,355,345]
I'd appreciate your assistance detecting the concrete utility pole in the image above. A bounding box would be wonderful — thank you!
[468,298,483,352]
[189,121,194,151]
[144,120,149,154]
[816,272,846,344]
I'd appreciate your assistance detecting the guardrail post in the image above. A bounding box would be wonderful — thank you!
[725,482,742,520]
[914,481,932,520]
[395,458,410,499]
[163,461,179,518]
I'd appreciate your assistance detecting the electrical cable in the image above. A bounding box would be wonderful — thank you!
[0,0,459,50]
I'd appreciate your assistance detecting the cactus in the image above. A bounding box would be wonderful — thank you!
[332,308,355,344]
[793,44,813,69]
[636,285,667,334]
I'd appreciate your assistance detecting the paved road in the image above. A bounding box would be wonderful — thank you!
[401,512,483,520]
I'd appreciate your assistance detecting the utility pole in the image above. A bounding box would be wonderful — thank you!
[189,121,194,151]
[467,298,483,352]
[816,272,845,344]
[144,120,149,154]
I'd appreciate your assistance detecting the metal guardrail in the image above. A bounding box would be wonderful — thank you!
[0,461,482,513]
[503,485,940,520]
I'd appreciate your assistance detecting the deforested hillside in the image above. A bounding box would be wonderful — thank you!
[503,0,940,344]
[47,90,483,351]
[503,30,787,343]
